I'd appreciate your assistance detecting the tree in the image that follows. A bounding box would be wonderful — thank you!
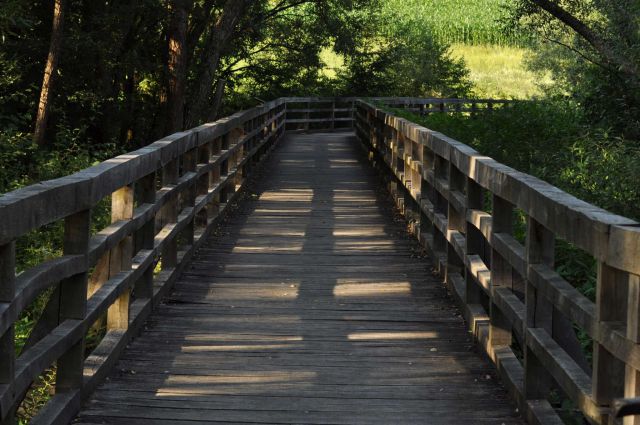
[166,0,193,134]
[33,0,66,147]
[185,0,253,127]
[524,0,639,81]
[513,0,640,137]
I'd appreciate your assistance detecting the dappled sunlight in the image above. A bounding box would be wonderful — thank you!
[202,284,300,300]
[237,229,306,237]
[180,334,304,343]
[333,228,387,237]
[230,244,304,253]
[347,331,439,340]
[253,208,313,214]
[162,370,318,385]
[333,281,412,297]
[181,343,306,352]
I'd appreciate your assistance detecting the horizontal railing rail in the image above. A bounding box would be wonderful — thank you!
[370,97,517,115]
[0,99,291,424]
[354,100,640,425]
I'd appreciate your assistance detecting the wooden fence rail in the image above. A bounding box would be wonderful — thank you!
[370,97,516,115]
[0,99,289,425]
[355,100,640,425]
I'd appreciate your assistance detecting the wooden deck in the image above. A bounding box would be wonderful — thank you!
[74,133,521,424]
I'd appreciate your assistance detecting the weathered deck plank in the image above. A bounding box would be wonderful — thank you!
[74,133,522,424]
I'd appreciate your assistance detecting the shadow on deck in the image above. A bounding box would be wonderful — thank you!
[73,133,522,424]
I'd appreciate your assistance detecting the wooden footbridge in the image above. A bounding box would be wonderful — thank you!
[1,98,640,425]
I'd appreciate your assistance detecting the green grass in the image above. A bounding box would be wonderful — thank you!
[449,43,550,99]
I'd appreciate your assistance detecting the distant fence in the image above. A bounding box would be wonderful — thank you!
[355,100,640,425]
[371,97,516,115]
[282,97,513,133]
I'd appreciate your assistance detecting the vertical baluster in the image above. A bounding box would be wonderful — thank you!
[57,209,91,392]
[134,172,156,300]
[162,159,179,270]
[417,141,433,256]
[107,186,134,330]
[465,179,484,305]
[305,101,310,132]
[220,132,230,205]
[331,100,335,131]
[593,263,626,410]
[432,154,448,272]
[524,217,554,399]
[626,274,640,425]
[446,162,465,284]
[0,242,16,424]
[197,142,212,228]
[209,137,222,221]
[181,148,197,247]
[489,195,514,348]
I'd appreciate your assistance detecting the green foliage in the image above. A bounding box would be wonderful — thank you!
[511,0,640,138]
[331,1,473,97]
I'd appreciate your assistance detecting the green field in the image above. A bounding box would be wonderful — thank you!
[449,44,549,99]
[383,0,525,46]
[381,0,543,99]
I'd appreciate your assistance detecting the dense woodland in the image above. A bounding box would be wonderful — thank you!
[1,0,639,422]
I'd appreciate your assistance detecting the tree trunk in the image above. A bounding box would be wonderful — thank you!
[166,0,193,134]
[208,78,227,122]
[33,0,67,147]
[185,0,250,128]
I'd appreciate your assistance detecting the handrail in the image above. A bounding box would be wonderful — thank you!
[0,99,290,424]
[2,96,631,425]
[370,97,517,115]
[354,99,640,425]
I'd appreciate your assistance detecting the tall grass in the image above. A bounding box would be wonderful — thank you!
[383,0,526,46]
[449,44,549,98]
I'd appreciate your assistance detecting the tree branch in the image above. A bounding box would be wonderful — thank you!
[528,0,639,80]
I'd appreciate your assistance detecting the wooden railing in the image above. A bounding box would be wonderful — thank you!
[371,97,515,115]
[355,100,640,425]
[284,97,356,132]
[2,96,637,425]
[0,99,288,424]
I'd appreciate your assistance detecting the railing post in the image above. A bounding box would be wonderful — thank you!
[446,162,465,284]
[57,209,91,392]
[419,145,435,252]
[489,195,514,348]
[330,100,335,132]
[220,132,230,205]
[181,148,198,247]
[0,242,15,424]
[305,101,310,132]
[107,186,134,330]
[161,159,179,269]
[209,137,222,220]
[464,180,484,307]
[134,172,157,300]
[196,142,212,228]
[626,274,640,425]
[432,154,448,270]
[593,263,626,411]
[524,217,554,399]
